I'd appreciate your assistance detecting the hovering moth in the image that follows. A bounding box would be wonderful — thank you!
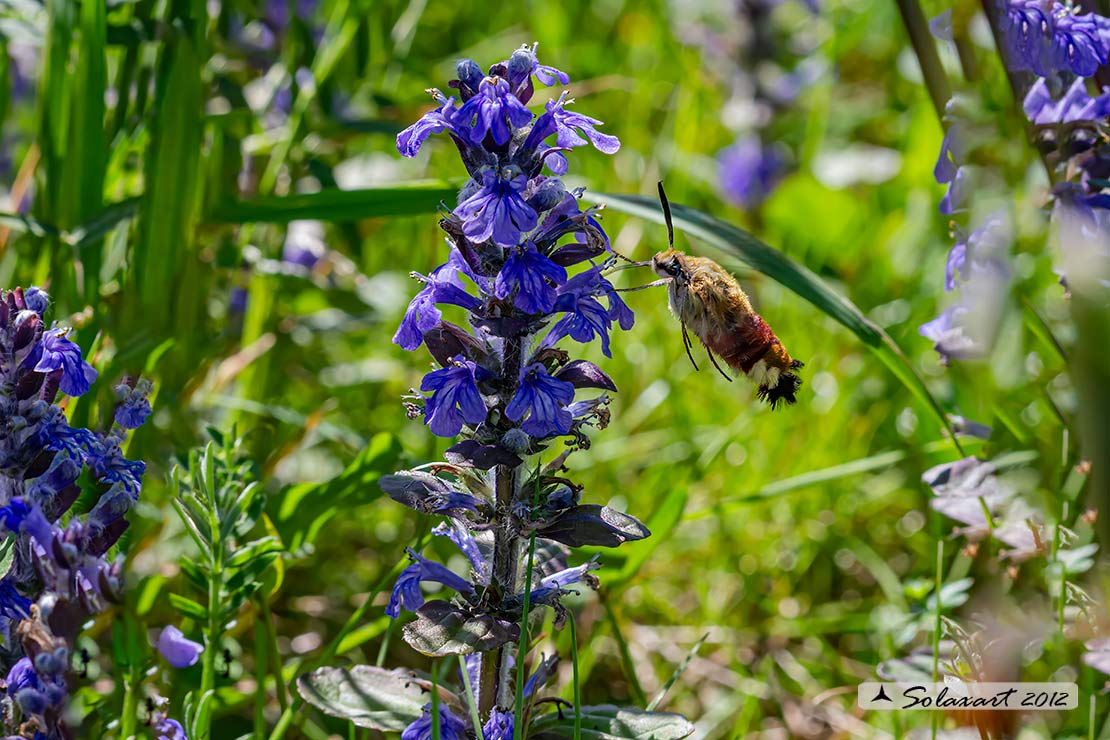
[649,183,803,408]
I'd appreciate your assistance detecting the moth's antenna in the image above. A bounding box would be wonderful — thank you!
[657,181,675,249]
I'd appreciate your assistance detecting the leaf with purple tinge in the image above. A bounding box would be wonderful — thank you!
[536,504,650,548]
[445,440,523,470]
[555,359,617,391]
[401,600,520,656]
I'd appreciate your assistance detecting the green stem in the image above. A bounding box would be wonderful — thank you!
[254,617,269,739]
[260,597,289,712]
[568,616,582,740]
[892,0,952,122]
[459,655,484,740]
[513,531,537,730]
[119,663,142,739]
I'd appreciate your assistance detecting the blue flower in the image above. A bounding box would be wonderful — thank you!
[1001,1,1110,77]
[495,243,567,313]
[23,287,48,315]
[456,76,533,146]
[30,328,98,397]
[524,91,620,156]
[506,43,569,88]
[433,521,489,583]
[0,579,30,620]
[483,707,514,740]
[397,94,466,157]
[157,625,204,668]
[421,356,488,437]
[394,250,482,351]
[152,714,189,740]
[544,267,633,357]
[505,364,575,438]
[456,167,539,247]
[718,136,785,209]
[114,380,153,429]
[401,703,468,740]
[386,550,477,617]
[1023,77,1110,124]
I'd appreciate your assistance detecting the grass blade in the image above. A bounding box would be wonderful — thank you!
[590,190,959,445]
[646,633,707,712]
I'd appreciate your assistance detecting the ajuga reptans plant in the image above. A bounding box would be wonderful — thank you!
[296,46,695,739]
[0,287,160,739]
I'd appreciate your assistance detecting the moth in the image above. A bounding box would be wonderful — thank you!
[648,183,803,408]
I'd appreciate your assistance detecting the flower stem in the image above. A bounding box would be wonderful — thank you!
[893,0,952,121]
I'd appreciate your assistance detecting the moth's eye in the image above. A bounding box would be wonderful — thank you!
[664,260,679,275]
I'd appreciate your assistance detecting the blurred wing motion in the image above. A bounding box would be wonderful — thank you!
[650,182,803,408]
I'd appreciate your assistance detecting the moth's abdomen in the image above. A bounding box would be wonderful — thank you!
[707,314,803,409]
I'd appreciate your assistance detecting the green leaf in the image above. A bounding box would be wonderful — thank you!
[401,601,520,657]
[209,181,460,223]
[296,665,458,731]
[529,705,695,740]
[925,577,973,612]
[271,433,401,552]
[168,593,209,621]
[588,191,957,442]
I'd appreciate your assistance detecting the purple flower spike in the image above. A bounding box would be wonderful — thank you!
[1001,1,1110,78]
[495,243,568,314]
[157,625,204,668]
[31,328,98,397]
[421,356,488,437]
[457,76,533,146]
[456,167,539,247]
[483,707,514,740]
[505,364,575,438]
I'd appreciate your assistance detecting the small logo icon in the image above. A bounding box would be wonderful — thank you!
[871,685,893,703]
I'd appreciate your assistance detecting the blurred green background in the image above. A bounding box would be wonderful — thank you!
[1,0,1102,737]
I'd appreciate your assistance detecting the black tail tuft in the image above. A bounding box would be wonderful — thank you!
[756,371,803,410]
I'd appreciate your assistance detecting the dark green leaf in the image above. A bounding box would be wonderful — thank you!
[537,505,650,548]
[168,593,208,621]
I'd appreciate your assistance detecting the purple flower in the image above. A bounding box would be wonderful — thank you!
[23,287,48,315]
[483,707,514,740]
[456,76,533,146]
[433,521,489,583]
[524,91,620,156]
[505,364,575,438]
[939,166,969,215]
[30,328,98,397]
[1023,77,1110,124]
[456,167,539,247]
[114,381,153,429]
[718,136,785,209]
[495,243,567,313]
[506,43,569,88]
[421,357,488,437]
[0,579,30,620]
[544,267,633,357]
[1001,1,1110,78]
[396,95,466,157]
[401,703,468,740]
[152,714,188,740]
[386,550,477,618]
[394,250,481,351]
[282,220,326,269]
[157,625,204,668]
